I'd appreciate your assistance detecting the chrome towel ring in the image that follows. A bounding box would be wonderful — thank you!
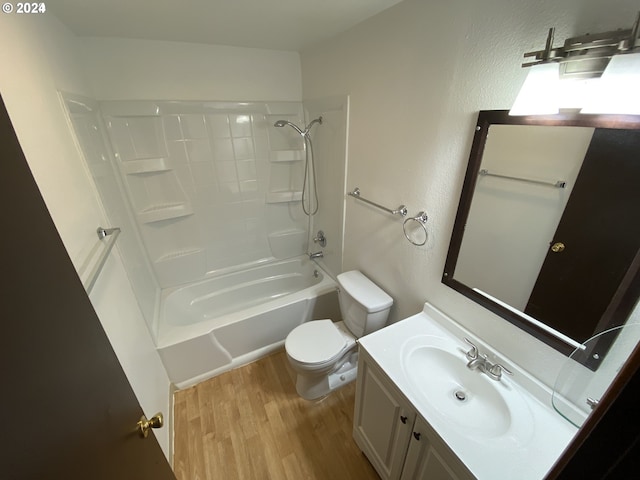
[403,212,428,246]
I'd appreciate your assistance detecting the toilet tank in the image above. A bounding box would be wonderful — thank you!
[337,271,393,337]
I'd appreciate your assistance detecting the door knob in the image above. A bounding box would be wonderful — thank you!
[551,242,565,253]
[137,412,164,438]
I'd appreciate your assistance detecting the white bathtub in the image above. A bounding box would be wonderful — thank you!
[156,257,338,388]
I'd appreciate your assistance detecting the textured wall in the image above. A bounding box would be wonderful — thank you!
[79,37,302,102]
[301,0,640,388]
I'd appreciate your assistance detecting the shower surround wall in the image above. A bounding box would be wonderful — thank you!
[101,101,309,288]
[63,94,159,324]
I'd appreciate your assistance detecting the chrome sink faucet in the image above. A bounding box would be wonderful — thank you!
[464,338,513,381]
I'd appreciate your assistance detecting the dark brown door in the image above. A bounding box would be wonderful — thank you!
[525,128,640,344]
[0,95,176,479]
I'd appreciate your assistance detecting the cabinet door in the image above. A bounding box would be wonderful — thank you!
[353,353,415,480]
[400,417,475,480]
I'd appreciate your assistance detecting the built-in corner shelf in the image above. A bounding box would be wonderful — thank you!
[269,150,304,162]
[138,202,193,224]
[266,191,303,204]
[122,157,170,175]
[267,228,306,240]
[155,248,204,264]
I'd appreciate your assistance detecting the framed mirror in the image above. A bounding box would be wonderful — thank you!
[443,110,640,362]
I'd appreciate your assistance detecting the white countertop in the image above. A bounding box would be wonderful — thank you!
[358,303,578,480]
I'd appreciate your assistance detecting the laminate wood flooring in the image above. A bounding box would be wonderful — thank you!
[173,349,380,480]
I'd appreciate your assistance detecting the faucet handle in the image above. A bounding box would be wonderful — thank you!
[313,230,327,247]
[464,338,478,360]
[488,363,513,380]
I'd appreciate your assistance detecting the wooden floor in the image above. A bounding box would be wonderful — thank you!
[173,350,380,480]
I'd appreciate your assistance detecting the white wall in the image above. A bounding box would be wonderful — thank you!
[63,94,160,331]
[300,0,640,389]
[0,14,172,457]
[80,37,302,101]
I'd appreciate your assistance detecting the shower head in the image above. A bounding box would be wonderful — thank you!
[274,117,323,137]
[274,119,305,136]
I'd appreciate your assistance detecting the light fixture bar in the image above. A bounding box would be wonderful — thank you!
[513,12,640,116]
[521,12,640,78]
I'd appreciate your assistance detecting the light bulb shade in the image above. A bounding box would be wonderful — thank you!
[581,53,640,114]
[509,63,560,116]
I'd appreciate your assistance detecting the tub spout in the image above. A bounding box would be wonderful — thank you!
[309,251,324,259]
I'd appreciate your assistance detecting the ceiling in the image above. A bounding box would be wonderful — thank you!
[47,0,405,52]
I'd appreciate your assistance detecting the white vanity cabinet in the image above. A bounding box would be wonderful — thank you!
[353,349,416,479]
[353,349,474,480]
[400,416,472,480]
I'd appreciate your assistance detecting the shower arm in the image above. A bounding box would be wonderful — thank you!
[303,116,323,136]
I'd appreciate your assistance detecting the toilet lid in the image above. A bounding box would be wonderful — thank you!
[286,320,347,365]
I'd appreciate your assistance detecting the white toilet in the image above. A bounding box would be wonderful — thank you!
[285,270,393,400]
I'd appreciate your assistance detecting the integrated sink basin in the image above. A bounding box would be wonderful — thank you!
[358,303,579,479]
[405,344,510,436]
[401,335,535,446]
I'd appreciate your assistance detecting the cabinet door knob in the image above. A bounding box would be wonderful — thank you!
[413,431,421,441]
[400,415,408,424]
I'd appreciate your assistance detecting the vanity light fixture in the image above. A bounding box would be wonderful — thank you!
[510,12,640,115]
[580,52,640,114]
[509,62,560,115]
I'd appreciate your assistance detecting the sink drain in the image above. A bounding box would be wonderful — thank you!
[454,390,467,402]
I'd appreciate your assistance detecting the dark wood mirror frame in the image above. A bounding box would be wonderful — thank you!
[443,110,640,356]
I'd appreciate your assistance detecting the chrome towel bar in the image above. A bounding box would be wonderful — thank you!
[347,187,429,246]
[478,169,566,189]
[83,226,121,293]
[347,187,407,216]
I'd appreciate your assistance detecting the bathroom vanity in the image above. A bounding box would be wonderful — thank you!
[354,347,473,480]
[352,303,577,480]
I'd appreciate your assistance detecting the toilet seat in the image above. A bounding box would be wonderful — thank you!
[285,320,347,366]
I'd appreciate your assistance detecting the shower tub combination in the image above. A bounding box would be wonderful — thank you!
[156,256,338,388]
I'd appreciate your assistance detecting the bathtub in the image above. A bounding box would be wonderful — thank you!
[156,257,338,388]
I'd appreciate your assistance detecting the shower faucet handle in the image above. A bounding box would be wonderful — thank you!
[313,230,327,247]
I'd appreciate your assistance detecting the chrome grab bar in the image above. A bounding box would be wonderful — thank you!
[347,187,407,216]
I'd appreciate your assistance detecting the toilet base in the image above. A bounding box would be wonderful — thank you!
[295,350,359,400]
